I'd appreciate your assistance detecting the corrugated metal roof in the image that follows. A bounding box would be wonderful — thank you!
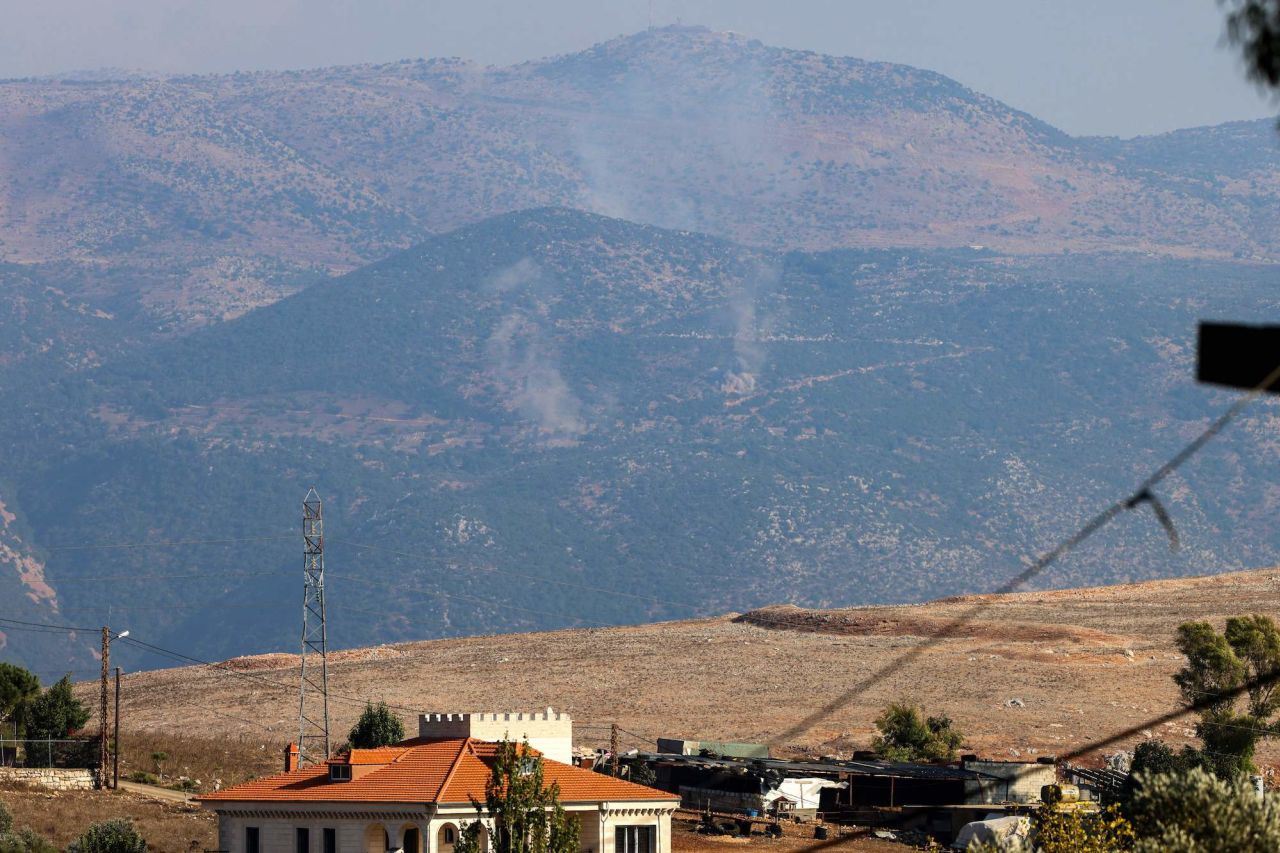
[638,752,994,782]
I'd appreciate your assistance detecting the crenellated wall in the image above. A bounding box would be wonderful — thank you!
[419,709,573,764]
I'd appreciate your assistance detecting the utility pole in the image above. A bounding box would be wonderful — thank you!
[99,627,109,790]
[298,488,331,767]
[113,667,121,789]
[611,723,620,777]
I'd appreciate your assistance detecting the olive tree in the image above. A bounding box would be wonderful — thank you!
[1173,616,1280,778]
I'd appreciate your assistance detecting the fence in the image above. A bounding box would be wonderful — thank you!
[0,737,100,770]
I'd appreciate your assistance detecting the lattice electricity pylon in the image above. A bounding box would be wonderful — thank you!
[297,487,331,767]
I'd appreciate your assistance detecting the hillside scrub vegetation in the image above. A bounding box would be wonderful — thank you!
[67,819,146,853]
[0,785,213,853]
[871,701,964,762]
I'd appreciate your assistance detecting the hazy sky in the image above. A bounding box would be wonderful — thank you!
[2,0,1274,137]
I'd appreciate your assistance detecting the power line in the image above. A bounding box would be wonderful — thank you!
[115,634,425,718]
[37,569,285,584]
[768,360,1280,749]
[329,539,699,608]
[325,545,875,636]
[43,535,293,552]
[0,615,97,632]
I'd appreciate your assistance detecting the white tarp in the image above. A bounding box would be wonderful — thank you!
[952,815,1031,850]
[761,777,846,810]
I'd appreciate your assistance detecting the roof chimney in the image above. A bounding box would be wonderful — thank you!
[284,742,300,773]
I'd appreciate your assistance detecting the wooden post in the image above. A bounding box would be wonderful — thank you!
[611,723,620,777]
[113,666,121,789]
[99,627,109,790]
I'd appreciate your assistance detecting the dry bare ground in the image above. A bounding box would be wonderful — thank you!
[99,567,1280,777]
[0,783,215,853]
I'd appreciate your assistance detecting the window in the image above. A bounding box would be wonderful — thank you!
[444,827,456,844]
[615,826,655,853]
[246,827,260,853]
[323,828,336,853]
[296,827,310,853]
[330,764,352,781]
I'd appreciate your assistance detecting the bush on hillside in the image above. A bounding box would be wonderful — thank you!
[67,818,147,853]
[0,827,59,853]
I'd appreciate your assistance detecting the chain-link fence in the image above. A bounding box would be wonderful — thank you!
[0,737,99,769]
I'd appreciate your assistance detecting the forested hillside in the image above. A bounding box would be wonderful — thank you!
[4,208,1279,672]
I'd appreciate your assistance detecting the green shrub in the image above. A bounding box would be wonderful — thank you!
[67,819,146,853]
[871,701,964,762]
[1129,767,1280,852]
[348,702,404,749]
[0,827,59,853]
[126,770,159,785]
[24,677,89,741]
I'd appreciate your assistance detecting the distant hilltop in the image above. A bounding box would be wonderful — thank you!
[0,25,1276,322]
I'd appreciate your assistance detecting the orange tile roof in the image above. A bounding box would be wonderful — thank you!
[345,747,412,765]
[199,738,677,805]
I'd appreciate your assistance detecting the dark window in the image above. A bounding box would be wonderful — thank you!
[296,827,310,853]
[323,828,336,853]
[444,827,457,844]
[246,827,260,853]
[615,826,655,853]
[330,764,352,781]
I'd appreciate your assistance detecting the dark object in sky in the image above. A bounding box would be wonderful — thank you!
[1197,322,1280,392]
[1223,0,1280,90]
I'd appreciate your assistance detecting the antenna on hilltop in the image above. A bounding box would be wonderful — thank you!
[298,487,331,766]
[648,0,653,30]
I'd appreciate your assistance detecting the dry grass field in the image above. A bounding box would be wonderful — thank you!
[0,783,215,853]
[101,567,1280,779]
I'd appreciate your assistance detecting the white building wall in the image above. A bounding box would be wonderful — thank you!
[211,802,670,853]
[262,821,293,853]
[599,809,670,853]
[212,814,431,853]
[419,710,573,765]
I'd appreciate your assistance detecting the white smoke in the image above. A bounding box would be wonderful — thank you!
[722,263,780,396]
[485,257,541,294]
[485,261,587,437]
[570,31,781,237]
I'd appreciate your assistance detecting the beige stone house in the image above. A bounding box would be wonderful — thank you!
[199,711,676,853]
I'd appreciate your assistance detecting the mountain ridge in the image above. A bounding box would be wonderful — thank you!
[6,207,1280,672]
[2,26,1278,331]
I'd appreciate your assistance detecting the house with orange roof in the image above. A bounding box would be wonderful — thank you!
[199,710,677,853]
